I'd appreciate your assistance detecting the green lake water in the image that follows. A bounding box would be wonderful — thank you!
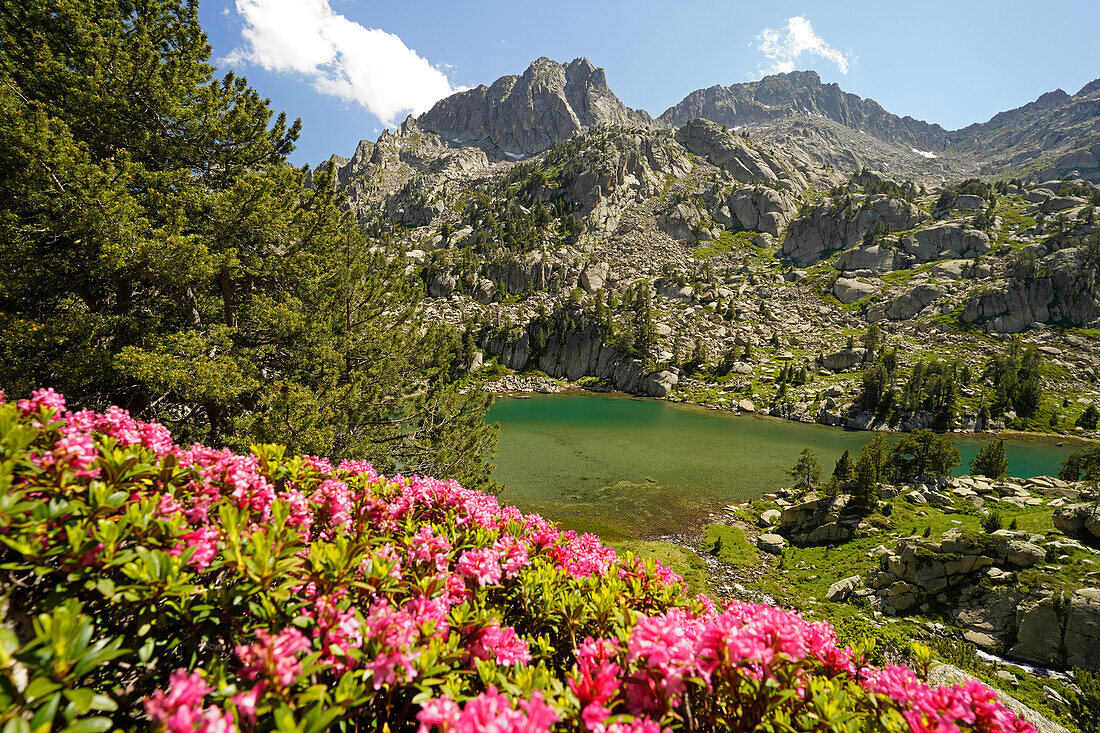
[487,394,1078,540]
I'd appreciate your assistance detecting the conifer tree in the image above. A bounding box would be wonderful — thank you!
[0,0,497,487]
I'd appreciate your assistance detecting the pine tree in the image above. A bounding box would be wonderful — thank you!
[832,450,854,485]
[788,447,821,490]
[0,0,497,488]
[970,439,1009,479]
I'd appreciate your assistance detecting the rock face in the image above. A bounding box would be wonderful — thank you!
[1053,503,1100,541]
[960,247,1100,331]
[868,528,1100,671]
[485,325,678,397]
[418,57,651,156]
[659,70,949,150]
[899,223,991,262]
[781,195,924,265]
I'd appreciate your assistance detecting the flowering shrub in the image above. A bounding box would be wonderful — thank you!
[0,389,1035,732]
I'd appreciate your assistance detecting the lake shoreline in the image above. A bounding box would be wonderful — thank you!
[486,381,1097,449]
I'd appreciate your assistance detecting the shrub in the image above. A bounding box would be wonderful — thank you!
[982,510,1005,534]
[0,389,1036,732]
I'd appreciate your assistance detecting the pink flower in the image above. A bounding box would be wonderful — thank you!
[144,669,234,733]
[456,547,502,587]
[173,526,220,571]
[467,622,531,666]
[17,387,65,416]
[231,682,264,726]
[235,628,311,689]
[416,687,557,733]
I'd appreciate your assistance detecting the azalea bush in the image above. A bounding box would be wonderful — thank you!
[0,389,1035,732]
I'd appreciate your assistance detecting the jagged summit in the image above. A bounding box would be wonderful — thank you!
[415,56,652,156]
[659,70,949,151]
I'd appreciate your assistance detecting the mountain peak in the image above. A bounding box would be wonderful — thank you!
[660,71,948,150]
[417,57,650,156]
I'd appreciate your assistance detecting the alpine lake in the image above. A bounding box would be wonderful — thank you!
[487,393,1078,540]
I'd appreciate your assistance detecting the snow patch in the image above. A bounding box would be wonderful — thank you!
[503,151,524,160]
[911,148,938,159]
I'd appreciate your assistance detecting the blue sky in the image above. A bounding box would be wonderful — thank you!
[198,0,1100,166]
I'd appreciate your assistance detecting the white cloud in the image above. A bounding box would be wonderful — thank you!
[227,0,463,127]
[756,16,851,76]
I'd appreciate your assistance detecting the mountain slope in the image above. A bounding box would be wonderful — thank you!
[659,70,949,151]
[946,79,1100,180]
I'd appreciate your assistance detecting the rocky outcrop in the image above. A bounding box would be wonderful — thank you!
[778,493,861,546]
[868,528,1100,671]
[781,195,925,265]
[418,57,651,156]
[1053,503,1100,542]
[899,223,992,262]
[884,284,943,320]
[484,325,678,397]
[674,119,791,187]
[957,246,1100,331]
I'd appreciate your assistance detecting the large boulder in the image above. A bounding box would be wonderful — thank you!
[833,277,878,304]
[1065,588,1100,670]
[1054,503,1100,541]
[825,575,862,602]
[756,533,786,555]
[1010,597,1063,666]
[579,262,610,294]
[835,244,896,274]
[885,284,943,320]
[821,347,867,372]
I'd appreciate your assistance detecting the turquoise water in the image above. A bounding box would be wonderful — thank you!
[487,394,1078,539]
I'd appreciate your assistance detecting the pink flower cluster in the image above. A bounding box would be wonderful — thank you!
[8,390,1039,733]
[865,665,1036,733]
[417,686,558,733]
[144,670,236,733]
[235,627,311,689]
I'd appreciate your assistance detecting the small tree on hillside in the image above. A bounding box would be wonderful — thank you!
[832,450,854,485]
[788,447,821,490]
[970,439,1009,479]
[851,450,879,511]
[1078,404,1100,430]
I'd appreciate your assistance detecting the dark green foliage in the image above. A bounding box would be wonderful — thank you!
[969,439,1009,479]
[981,510,1004,534]
[788,447,822,490]
[983,341,1044,419]
[832,450,854,484]
[0,0,497,487]
[1078,404,1100,430]
[887,429,960,482]
[1069,667,1100,733]
[1059,446,1100,484]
